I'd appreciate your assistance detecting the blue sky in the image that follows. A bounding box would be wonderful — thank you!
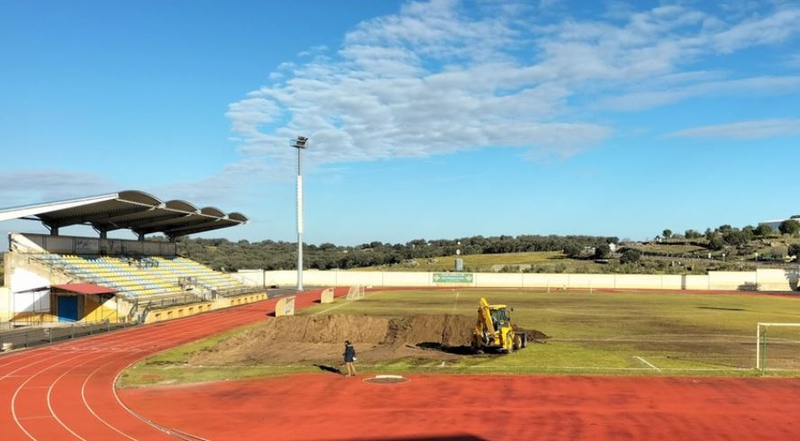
[1,0,799,245]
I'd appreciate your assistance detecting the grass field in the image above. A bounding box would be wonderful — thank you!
[355,251,570,272]
[121,289,800,387]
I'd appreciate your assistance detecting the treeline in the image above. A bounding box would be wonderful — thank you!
[175,235,619,272]
[663,220,797,251]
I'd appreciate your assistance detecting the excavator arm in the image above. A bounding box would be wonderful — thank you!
[473,297,527,353]
[475,297,497,345]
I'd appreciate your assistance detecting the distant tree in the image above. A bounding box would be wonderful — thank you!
[620,249,641,264]
[754,224,773,237]
[708,234,725,251]
[722,229,749,247]
[563,244,583,259]
[662,229,673,239]
[684,229,702,239]
[718,224,733,233]
[779,220,800,236]
[175,233,633,271]
[789,244,800,259]
[594,244,611,259]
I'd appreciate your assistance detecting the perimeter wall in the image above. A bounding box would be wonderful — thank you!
[0,287,10,324]
[234,268,800,293]
[8,233,177,257]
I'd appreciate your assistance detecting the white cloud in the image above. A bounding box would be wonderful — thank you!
[667,118,800,140]
[221,0,800,179]
[0,170,117,206]
[597,75,800,111]
[712,8,800,53]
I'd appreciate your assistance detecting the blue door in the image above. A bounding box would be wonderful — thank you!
[58,296,79,322]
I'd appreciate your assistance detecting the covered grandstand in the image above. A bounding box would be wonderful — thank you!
[1,190,264,329]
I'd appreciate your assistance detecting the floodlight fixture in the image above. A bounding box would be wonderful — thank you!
[292,136,308,149]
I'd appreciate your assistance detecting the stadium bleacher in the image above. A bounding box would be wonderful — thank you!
[1,190,259,328]
[31,253,249,300]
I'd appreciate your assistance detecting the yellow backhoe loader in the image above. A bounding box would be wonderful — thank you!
[472,297,527,353]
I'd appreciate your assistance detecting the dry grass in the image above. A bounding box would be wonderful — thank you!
[122,288,800,387]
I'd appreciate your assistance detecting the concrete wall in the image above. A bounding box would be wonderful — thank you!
[235,270,433,288]
[9,232,177,257]
[756,268,798,291]
[6,252,71,313]
[143,292,267,324]
[10,268,51,313]
[214,292,268,308]
[683,275,710,290]
[238,269,798,293]
[0,287,9,323]
[708,271,757,291]
[146,302,214,324]
[83,294,122,323]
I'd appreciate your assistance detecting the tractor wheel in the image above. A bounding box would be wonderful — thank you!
[507,332,516,352]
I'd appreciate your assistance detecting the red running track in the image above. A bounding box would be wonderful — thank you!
[122,374,800,441]
[4,287,800,441]
[0,288,344,440]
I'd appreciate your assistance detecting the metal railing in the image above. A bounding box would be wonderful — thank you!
[0,320,138,352]
[124,293,204,323]
[216,286,265,298]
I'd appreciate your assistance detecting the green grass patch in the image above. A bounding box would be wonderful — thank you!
[355,251,566,272]
[121,288,800,387]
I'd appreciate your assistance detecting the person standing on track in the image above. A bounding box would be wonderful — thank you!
[343,340,357,377]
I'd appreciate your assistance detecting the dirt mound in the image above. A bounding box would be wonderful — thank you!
[188,314,544,367]
[265,315,391,344]
[386,314,475,347]
[515,327,550,343]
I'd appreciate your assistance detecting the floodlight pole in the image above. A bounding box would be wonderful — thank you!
[291,136,308,292]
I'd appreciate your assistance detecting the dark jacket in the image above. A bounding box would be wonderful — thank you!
[343,344,356,363]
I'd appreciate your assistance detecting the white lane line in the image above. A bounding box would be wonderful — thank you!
[634,356,661,372]
[311,300,351,316]
[13,289,335,441]
[47,367,87,441]
[13,312,210,440]
[81,359,138,441]
[11,351,89,441]
[1,352,68,380]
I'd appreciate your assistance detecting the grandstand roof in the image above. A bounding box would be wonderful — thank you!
[0,190,247,239]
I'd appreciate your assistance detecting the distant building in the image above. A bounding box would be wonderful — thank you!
[759,215,800,231]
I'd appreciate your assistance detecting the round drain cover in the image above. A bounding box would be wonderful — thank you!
[363,375,409,384]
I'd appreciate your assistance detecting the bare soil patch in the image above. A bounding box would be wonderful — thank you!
[189,314,503,366]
